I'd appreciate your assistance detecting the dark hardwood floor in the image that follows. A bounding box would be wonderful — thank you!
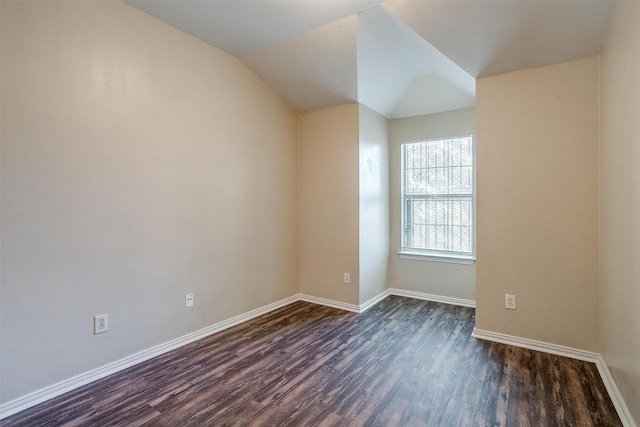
[1,296,621,426]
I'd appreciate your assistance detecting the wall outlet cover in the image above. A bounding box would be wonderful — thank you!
[94,314,108,334]
[505,294,516,310]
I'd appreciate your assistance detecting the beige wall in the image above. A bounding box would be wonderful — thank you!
[358,104,389,304]
[599,1,640,423]
[388,109,476,301]
[0,1,298,403]
[298,104,360,305]
[476,58,599,351]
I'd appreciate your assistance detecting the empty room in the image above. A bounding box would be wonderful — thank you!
[0,0,638,426]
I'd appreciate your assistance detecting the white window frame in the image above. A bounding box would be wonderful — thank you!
[399,135,476,264]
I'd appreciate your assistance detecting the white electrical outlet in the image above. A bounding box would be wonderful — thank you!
[343,272,351,284]
[94,314,108,334]
[186,292,194,308]
[505,294,516,310]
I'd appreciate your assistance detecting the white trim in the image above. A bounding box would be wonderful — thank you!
[0,294,299,420]
[594,355,637,427]
[389,288,476,308]
[471,328,599,362]
[398,252,476,265]
[297,294,360,313]
[297,291,392,314]
[359,289,392,313]
[472,328,636,427]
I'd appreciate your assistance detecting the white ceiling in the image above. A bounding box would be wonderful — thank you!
[125,0,611,119]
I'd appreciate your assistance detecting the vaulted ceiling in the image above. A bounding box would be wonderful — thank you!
[125,0,611,119]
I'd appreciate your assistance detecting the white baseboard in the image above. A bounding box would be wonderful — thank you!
[297,289,391,314]
[296,294,360,313]
[472,328,636,427]
[359,289,392,313]
[297,289,474,313]
[389,288,476,308]
[471,328,599,362]
[0,294,299,420]
[595,355,637,427]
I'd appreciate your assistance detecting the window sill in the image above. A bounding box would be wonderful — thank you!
[398,251,476,265]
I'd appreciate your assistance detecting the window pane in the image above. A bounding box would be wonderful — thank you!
[401,136,473,256]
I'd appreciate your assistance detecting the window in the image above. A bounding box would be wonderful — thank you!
[401,136,474,261]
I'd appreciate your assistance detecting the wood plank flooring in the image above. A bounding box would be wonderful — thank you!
[1,296,621,426]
